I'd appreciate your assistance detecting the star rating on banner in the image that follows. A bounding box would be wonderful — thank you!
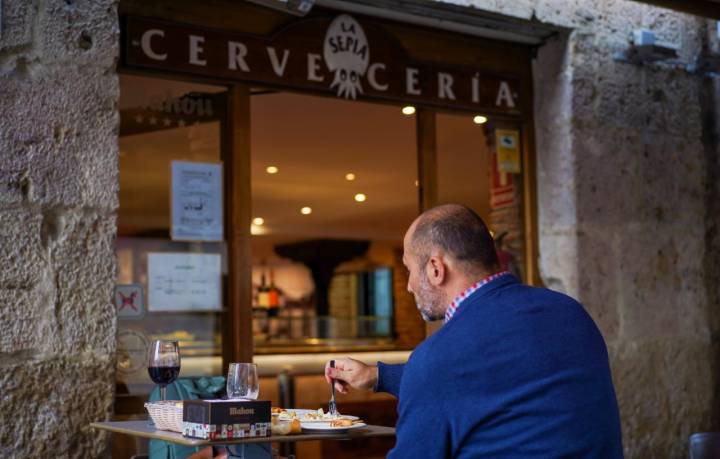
[131,112,190,128]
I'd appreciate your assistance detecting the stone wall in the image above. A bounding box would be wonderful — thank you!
[438,0,719,456]
[0,0,119,457]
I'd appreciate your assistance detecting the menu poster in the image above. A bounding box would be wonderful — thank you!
[171,161,223,241]
[148,253,222,311]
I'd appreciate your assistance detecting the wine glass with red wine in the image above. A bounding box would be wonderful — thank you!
[148,340,180,401]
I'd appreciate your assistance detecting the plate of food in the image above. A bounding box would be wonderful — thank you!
[300,419,367,434]
[272,407,359,423]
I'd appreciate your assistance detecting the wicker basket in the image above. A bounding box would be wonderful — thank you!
[144,401,184,432]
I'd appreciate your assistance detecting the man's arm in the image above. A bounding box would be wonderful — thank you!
[374,362,404,398]
[324,359,405,398]
[388,359,451,459]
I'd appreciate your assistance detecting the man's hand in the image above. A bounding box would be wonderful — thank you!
[324,358,378,394]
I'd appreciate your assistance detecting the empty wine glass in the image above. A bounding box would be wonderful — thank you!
[148,340,181,401]
[227,363,259,400]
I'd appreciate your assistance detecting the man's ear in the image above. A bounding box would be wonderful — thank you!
[426,255,446,286]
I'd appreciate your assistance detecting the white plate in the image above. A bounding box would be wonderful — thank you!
[275,409,359,423]
[300,422,367,434]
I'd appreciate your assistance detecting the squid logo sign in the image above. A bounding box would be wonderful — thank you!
[323,15,369,100]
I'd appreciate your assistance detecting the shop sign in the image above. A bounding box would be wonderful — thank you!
[123,15,522,113]
[490,145,516,209]
[121,92,225,136]
[495,129,521,173]
[115,283,145,319]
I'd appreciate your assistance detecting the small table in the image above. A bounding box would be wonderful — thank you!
[91,420,395,447]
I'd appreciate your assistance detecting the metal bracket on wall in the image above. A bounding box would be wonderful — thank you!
[687,54,720,78]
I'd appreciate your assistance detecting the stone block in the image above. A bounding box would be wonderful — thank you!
[616,223,708,341]
[0,0,35,51]
[0,288,53,353]
[610,338,715,458]
[636,133,705,226]
[37,0,119,69]
[0,356,114,457]
[538,226,579,296]
[575,227,621,342]
[0,67,119,209]
[0,209,46,289]
[574,124,643,226]
[50,210,117,353]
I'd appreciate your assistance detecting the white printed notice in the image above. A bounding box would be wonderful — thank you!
[148,253,222,311]
[171,161,223,241]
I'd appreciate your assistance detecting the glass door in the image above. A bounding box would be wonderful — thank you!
[115,74,228,400]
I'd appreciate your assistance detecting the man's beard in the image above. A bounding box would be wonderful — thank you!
[415,272,445,322]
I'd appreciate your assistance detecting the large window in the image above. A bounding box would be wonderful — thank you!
[249,92,418,352]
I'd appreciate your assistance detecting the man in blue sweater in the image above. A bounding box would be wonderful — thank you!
[326,204,623,458]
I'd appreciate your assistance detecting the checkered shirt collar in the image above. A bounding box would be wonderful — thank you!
[444,271,511,323]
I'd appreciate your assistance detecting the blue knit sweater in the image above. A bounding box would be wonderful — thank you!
[377,275,623,458]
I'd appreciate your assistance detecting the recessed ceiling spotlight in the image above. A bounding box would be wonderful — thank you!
[354,193,367,202]
[266,166,279,174]
[401,106,416,115]
[301,206,312,215]
[473,115,488,124]
[345,173,356,181]
[252,217,264,226]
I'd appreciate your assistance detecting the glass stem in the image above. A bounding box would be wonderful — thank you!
[160,385,167,401]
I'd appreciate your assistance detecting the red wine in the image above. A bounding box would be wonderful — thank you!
[148,366,180,385]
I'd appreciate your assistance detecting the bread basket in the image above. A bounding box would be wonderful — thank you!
[144,400,183,432]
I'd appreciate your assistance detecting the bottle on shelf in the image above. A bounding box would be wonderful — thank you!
[268,268,279,317]
[257,271,269,309]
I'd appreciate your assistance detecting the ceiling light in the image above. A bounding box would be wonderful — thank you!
[252,217,264,226]
[354,193,367,202]
[266,166,279,174]
[250,224,268,235]
[401,106,416,115]
[301,206,312,215]
[473,115,488,124]
[345,173,356,181]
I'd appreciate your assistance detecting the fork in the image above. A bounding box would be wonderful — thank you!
[328,359,337,416]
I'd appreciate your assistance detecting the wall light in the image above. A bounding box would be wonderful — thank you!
[345,173,356,181]
[266,166,279,174]
[301,206,312,215]
[354,193,367,202]
[252,217,264,226]
[401,106,416,115]
[473,115,488,124]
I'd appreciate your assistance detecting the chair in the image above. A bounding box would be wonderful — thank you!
[689,432,720,459]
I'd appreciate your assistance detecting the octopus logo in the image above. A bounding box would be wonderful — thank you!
[323,15,369,99]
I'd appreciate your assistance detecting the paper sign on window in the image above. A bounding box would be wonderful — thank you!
[171,161,223,241]
[148,252,222,311]
[495,129,521,174]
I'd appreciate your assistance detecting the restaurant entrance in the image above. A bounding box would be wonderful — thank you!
[115,1,538,457]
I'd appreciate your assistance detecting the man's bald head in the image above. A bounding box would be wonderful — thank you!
[408,204,499,274]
